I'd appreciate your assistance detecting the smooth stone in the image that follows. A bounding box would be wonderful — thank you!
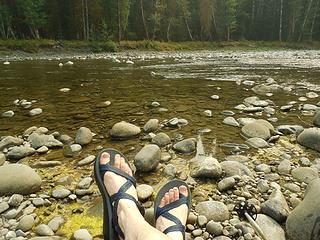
[163,164,176,177]
[48,216,64,232]
[218,177,236,191]
[73,229,92,240]
[241,122,270,140]
[261,189,290,223]
[151,133,171,147]
[220,161,253,177]
[286,178,320,240]
[243,106,263,112]
[28,133,63,149]
[2,110,14,117]
[257,179,269,193]
[35,224,54,236]
[298,128,320,152]
[283,183,301,193]
[63,144,82,157]
[59,134,73,145]
[197,215,207,227]
[313,111,320,127]
[244,96,260,105]
[77,155,95,166]
[0,164,42,195]
[277,125,304,135]
[0,136,24,151]
[59,88,70,92]
[32,198,45,206]
[280,105,293,112]
[306,92,319,98]
[173,138,196,154]
[137,184,154,201]
[0,152,5,166]
[52,188,71,199]
[223,117,240,127]
[213,237,232,240]
[0,202,9,214]
[254,119,274,132]
[211,95,220,100]
[110,121,141,139]
[29,108,43,116]
[17,215,34,232]
[246,138,269,148]
[7,146,36,160]
[75,127,92,145]
[134,144,160,172]
[37,146,49,154]
[225,155,249,163]
[206,221,223,235]
[204,110,212,117]
[278,160,292,175]
[195,201,229,221]
[255,164,271,173]
[8,194,23,207]
[255,214,285,240]
[291,167,319,183]
[237,118,257,126]
[77,177,93,189]
[190,156,222,179]
[302,104,319,111]
[252,100,269,107]
[143,119,159,133]
[33,161,62,168]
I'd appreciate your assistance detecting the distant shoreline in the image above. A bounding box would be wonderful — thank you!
[1,40,320,58]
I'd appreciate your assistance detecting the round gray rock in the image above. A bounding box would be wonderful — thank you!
[0,164,42,195]
[17,215,34,231]
[73,229,92,240]
[220,161,253,177]
[134,144,160,172]
[291,167,319,183]
[241,122,270,140]
[297,128,320,152]
[173,138,196,154]
[143,119,159,133]
[110,121,141,139]
[35,224,54,236]
[195,201,229,222]
[75,127,92,145]
[137,184,154,201]
[151,133,171,147]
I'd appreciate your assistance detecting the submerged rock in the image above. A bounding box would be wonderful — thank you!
[2,110,14,117]
[151,133,171,147]
[28,133,63,149]
[173,138,196,154]
[29,108,43,116]
[0,164,42,195]
[110,121,141,139]
[241,122,270,140]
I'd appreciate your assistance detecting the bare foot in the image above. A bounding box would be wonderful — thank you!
[156,186,189,240]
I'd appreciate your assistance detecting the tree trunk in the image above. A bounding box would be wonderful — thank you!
[167,19,172,41]
[299,0,314,41]
[81,0,86,40]
[227,26,230,41]
[310,0,319,40]
[85,0,89,40]
[117,0,121,42]
[184,17,193,41]
[279,0,283,41]
[140,0,149,39]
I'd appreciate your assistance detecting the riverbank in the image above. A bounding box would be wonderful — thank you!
[1,40,320,56]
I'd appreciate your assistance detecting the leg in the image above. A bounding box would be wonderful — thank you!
[100,152,170,240]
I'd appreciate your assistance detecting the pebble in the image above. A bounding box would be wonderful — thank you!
[77,155,95,166]
[2,110,14,118]
[17,215,34,232]
[73,229,92,240]
[35,224,54,236]
[52,188,71,199]
[137,184,154,201]
[8,194,23,207]
[206,221,223,235]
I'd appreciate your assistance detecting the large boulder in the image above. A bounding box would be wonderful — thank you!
[75,127,92,145]
[314,111,320,127]
[0,164,42,195]
[195,201,229,222]
[220,161,253,177]
[0,136,24,151]
[28,133,63,149]
[291,167,319,184]
[110,121,141,139]
[134,144,160,172]
[256,214,286,240]
[241,122,270,140]
[297,128,320,152]
[286,178,320,240]
[190,156,222,179]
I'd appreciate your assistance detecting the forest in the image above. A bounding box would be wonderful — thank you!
[0,0,319,43]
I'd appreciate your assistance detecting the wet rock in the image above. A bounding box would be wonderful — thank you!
[64,144,82,157]
[299,157,311,167]
[0,164,41,195]
[252,84,281,95]
[32,198,45,206]
[7,146,36,160]
[206,221,223,235]
[2,110,14,117]
[110,121,141,139]
[173,138,196,154]
[0,152,6,166]
[246,138,269,148]
[28,133,63,149]
[204,110,212,117]
[306,92,319,98]
[35,224,54,236]
[8,194,23,207]
[160,152,172,162]
[52,188,71,199]
[37,146,49,154]
[255,214,285,240]
[277,125,304,135]
[77,155,95,166]
[0,202,9,214]
[291,167,319,183]
[244,96,260,105]
[190,156,222,179]
[143,119,159,133]
[48,216,64,232]
[280,104,293,112]
[302,104,319,111]
[163,164,176,177]
[286,178,320,240]
[237,118,256,126]
[29,108,43,116]
[75,127,92,145]
[261,189,289,223]
[211,95,220,100]
[33,161,62,168]
[73,229,92,240]
[195,201,229,221]
[218,177,236,191]
[255,119,274,132]
[77,177,93,189]
[313,111,320,127]
[241,122,270,140]
[17,215,34,232]
[297,127,320,152]
[137,184,154,201]
[59,134,73,145]
[0,136,24,151]
[243,106,264,113]
[151,133,171,147]
[220,161,253,177]
[223,117,240,127]
[253,100,269,107]
[134,144,160,172]
[60,88,70,92]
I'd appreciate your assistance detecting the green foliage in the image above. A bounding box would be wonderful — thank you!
[89,41,118,52]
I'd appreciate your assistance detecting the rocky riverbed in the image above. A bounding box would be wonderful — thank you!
[0,50,320,240]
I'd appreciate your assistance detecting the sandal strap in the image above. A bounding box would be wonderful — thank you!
[164,225,186,240]
[99,164,136,187]
[155,195,188,219]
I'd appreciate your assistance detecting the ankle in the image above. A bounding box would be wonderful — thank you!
[167,232,184,240]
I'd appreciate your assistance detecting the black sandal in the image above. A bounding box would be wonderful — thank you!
[154,180,191,240]
[94,148,144,240]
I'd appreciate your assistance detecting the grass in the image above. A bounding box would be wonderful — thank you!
[0,39,320,54]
